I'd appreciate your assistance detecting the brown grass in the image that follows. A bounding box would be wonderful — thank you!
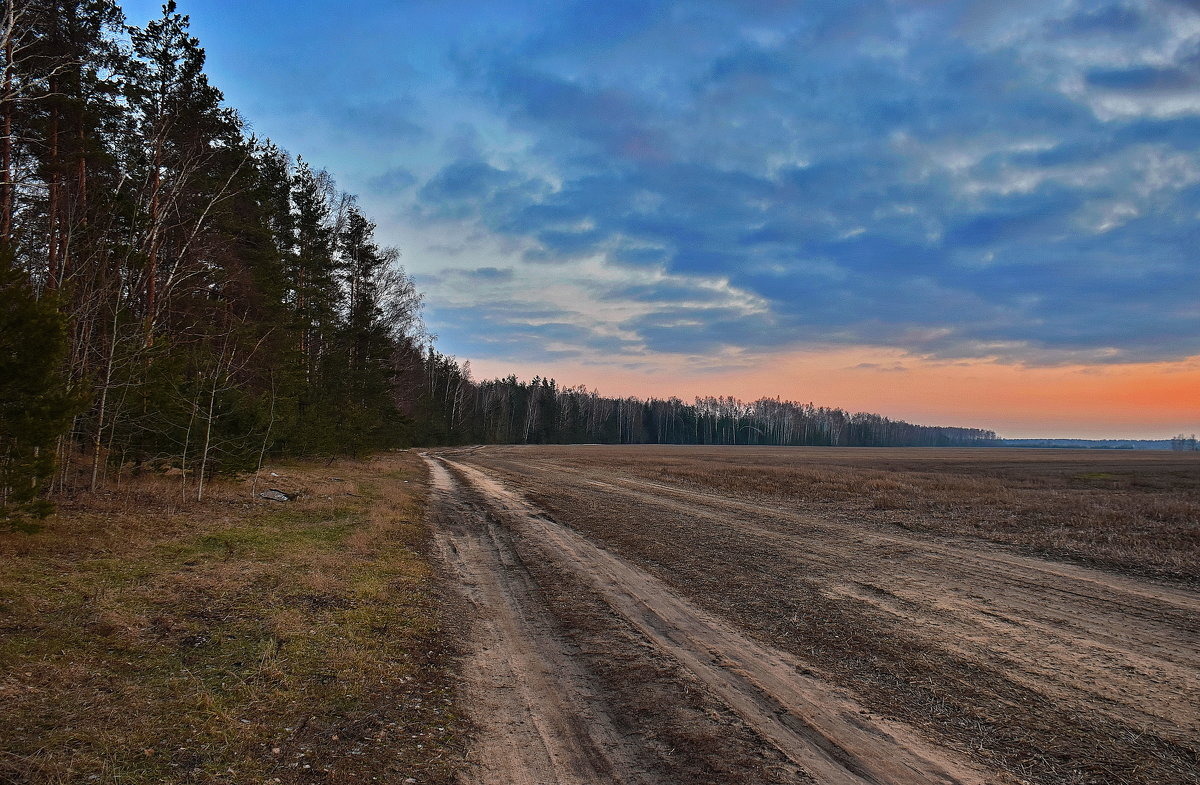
[0,453,460,785]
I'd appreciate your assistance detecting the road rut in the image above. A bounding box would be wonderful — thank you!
[427,459,643,785]
[429,454,997,784]
[448,446,1199,785]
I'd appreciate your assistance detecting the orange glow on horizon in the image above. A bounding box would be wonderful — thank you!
[463,349,1200,439]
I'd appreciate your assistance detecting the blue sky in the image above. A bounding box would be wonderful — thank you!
[123,0,1200,436]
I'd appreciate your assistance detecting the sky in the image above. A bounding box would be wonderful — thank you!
[123,0,1200,438]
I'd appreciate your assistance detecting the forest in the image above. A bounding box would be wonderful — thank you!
[0,0,996,519]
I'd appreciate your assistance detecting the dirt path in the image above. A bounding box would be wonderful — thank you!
[444,448,1200,785]
[503,458,1200,744]
[426,459,645,785]
[427,454,999,784]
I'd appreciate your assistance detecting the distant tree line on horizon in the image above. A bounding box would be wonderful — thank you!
[1171,434,1199,451]
[413,364,998,448]
[0,0,993,520]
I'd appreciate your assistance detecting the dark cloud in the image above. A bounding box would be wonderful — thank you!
[622,306,783,355]
[531,227,609,259]
[1086,66,1199,94]
[425,266,516,284]
[417,159,550,224]
[489,66,673,163]
[367,166,417,194]
[338,98,426,141]
[462,266,515,281]
[1162,0,1200,13]
[600,280,730,305]
[610,246,669,266]
[853,362,908,372]
[1046,4,1146,38]
[420,160,517,203]
[425,302,643,363]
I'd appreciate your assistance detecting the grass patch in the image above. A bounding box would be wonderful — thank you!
[0,453,460,784]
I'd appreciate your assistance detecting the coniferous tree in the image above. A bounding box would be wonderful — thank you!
[126,0,236,341]
[0,247,82,521]
[334,204,408,450]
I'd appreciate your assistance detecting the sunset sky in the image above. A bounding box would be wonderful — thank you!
[123,0,1200,438]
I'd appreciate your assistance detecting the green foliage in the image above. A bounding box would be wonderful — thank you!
[0,254,84,522]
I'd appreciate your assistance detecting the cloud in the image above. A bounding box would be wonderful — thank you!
[1086,66,1199,94]
[424,300,643,364]
[338,97,426,141]
[399,0,1200,368]
[460,266,515,282]
[1045,4,1147,38]
[420,160,518,203]
[622,306,784,356]
[367,166,417,194]
[600,280,731,305]
[416,159,551,224]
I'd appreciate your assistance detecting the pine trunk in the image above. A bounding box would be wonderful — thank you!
[47,79,61,288]
[1,18,13,245]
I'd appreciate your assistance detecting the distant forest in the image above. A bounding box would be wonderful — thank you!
[998,438,1199,451]
[0,1,994,517]
[417,367,997,449]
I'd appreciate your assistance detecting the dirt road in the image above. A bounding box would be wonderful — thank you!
[425,447,1200,785]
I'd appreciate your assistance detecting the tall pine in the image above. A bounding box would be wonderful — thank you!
[0,246,81,521]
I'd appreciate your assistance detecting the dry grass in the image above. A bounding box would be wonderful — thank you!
[540,446,1200,582]
[0,453,460,785]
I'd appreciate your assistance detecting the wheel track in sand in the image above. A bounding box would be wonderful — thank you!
[434,455,996,785]
[471,454,1200,744]
[427,458,648,785]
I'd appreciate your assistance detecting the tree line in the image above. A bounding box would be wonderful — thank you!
[412,365,997,448]
[0,0,429,516]
[0,0,995,521]
[1170,434,1198,451]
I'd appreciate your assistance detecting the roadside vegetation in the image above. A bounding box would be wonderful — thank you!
[0,453,460,784]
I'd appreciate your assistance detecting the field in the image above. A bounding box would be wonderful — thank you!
[0,454,459,785]
[429,445,1199,785]
[3,446,1197,784]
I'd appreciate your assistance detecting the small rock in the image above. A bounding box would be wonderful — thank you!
[259,489,295,502]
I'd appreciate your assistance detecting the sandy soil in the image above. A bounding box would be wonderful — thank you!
[426,446,1199,785]
[428,458,644,784]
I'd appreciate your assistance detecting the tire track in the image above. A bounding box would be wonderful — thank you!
[427,458,647,785]
[479,455,1200,742]
[439,457,995,785]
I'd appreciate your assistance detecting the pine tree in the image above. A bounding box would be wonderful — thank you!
[0,247,81,522]
[334,204,411,450]
[126,0,236,341]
